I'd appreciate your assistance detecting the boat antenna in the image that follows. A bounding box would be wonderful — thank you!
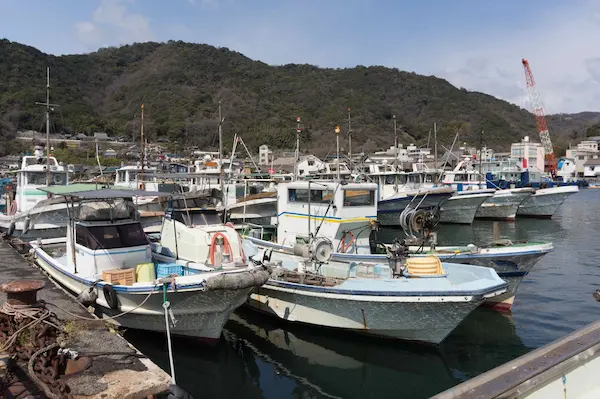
[335,126,341,181]
[35,67,59,186]
[218,101,224,196]
[347,108,352,173]
[294,116,301,180]
[479,130,484,188]
[140,104,146,189]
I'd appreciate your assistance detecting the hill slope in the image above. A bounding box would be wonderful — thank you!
[0,39,598,154]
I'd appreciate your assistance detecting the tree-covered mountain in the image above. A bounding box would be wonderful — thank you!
[1,38,598,155]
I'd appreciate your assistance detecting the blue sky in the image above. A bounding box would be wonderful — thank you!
[1,0,600,113]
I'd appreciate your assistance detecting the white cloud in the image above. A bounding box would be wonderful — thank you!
[428,1,600,113]
[75,0,153,49]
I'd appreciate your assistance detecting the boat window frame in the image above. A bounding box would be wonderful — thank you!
[342,189,376,207]
[288,188,334,204]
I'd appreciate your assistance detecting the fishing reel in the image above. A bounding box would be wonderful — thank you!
[399,207,440,239]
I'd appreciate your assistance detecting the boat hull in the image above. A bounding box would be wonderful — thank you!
[475,192,531,220]
[247,283,484,344]
[33,246,256,341]
[377,192,452,226]
[439,193,492,224]
[517,186,578,218]
[244,237,551,312]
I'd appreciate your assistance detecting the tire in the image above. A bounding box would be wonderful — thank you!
[103,284,119,310]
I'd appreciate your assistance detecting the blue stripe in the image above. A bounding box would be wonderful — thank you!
[333,249,550,261]
[277,211,377,219]
[34,248,206,293]
[378,192,450,205]
[265,279,508,298]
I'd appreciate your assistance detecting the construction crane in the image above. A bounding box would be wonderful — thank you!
[522,58,556,174]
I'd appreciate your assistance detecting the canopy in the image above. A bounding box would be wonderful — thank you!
[37,187,174,199]
[38,183,129,195]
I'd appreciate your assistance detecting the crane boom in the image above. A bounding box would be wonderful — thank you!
[522,58,556,173]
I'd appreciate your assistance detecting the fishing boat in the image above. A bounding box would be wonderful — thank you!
[30,188,271,342]
[438,189,495,224]
[475,188,534,220]
[239,181,507,344]
[0,149,69,239]
[516,185,579,218]
[371,172,453,226]
[242,180,552,312]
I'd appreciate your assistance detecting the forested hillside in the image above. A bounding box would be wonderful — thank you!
[1,39,598,155]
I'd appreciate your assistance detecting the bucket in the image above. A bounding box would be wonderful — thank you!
[136,262,156,282]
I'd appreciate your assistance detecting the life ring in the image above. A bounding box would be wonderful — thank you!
[52,174,63,185]
[338,231,355,253]
[7,221,15,236]
[209,232,233,265]
[103,284,119,310]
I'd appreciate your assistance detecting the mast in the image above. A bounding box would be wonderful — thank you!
[335,125,341,181]
[35,67,59,186]
[295,116,300,180]
[140,104,145,186]
[479,130,484,188]
[347,108,352,170]
[218,101,224,194]
[393,115,398,172]
[434,122,438,168]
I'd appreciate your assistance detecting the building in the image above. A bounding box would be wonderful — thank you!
[584,157,600,178]
[103,148,117,158]
[258,144,273,166]
[297,155,325,176]
[94,132,110,141]
[406,144,432,161]
[510,136,545,172]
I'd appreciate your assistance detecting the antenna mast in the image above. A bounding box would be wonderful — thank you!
[35,67,59,186]
[140,104,145,186]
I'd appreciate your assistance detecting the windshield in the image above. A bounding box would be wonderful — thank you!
[172,210,222,226]
[76,223,147,250]
[26,172,67,185]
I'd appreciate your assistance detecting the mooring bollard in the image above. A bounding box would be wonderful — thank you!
[0,280,45,305]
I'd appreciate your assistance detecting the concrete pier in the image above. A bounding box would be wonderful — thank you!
[0,240,171,398]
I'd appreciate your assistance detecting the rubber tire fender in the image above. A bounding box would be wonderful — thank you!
[103,284,119,310]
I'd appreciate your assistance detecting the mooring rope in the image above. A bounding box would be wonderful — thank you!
[162,284,177,385]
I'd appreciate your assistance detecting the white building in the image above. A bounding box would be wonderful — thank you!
[297,155,326,176]
[406,144,432,160]
[510,136,545,172]
[584,157,600,178]
[258,144,273,166]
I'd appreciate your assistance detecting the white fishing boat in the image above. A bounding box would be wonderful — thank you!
[438,189,495,224]
[516,185,579,218]
[0,149,69,239]
[30,188,271,343]
[240,181,508,344]
[476,188,534,220]
[243,180,551,312]
[371,172,453,226]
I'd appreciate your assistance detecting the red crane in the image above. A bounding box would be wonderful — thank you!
[522,58,556,174]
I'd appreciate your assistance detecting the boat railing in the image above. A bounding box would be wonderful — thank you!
[432,319,600,398]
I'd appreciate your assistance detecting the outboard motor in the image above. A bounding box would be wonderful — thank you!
[387,238,409,277]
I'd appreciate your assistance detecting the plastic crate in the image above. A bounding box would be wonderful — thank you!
[102,268,136,286]
[156,263,184,278]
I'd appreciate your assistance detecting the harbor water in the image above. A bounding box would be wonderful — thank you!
[125,188,600,399]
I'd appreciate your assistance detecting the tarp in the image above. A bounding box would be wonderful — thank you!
[37,187,174,199]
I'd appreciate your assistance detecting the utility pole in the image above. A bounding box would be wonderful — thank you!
[35,67,59,186]
[335,126,341,181]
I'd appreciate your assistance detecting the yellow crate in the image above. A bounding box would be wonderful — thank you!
[102,268,136,286]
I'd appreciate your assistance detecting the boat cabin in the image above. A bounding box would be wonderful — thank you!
[276,181,378,254]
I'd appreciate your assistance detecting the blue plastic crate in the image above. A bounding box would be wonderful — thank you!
[156,263,184,278]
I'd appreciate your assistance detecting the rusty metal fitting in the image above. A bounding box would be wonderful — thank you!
[0,280,45,305]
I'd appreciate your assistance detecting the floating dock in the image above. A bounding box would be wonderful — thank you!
[0,239,170,398]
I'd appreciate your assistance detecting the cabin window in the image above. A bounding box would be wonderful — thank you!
[76,223,147,250]
[408,174,421,183]
[454,173,468,181]
[117,171,126,182]
[288,189,333,204]
[172,211,221,226]
[26,172,66,185]
[343,190,375,206]
[424,174,436,183]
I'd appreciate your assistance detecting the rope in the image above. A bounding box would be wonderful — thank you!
[163,285,176,384]
[43,285,158,322]
[28,343,60,399]
[0,303,59,352]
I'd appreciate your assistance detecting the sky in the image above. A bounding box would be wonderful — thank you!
[1,0,600,114]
